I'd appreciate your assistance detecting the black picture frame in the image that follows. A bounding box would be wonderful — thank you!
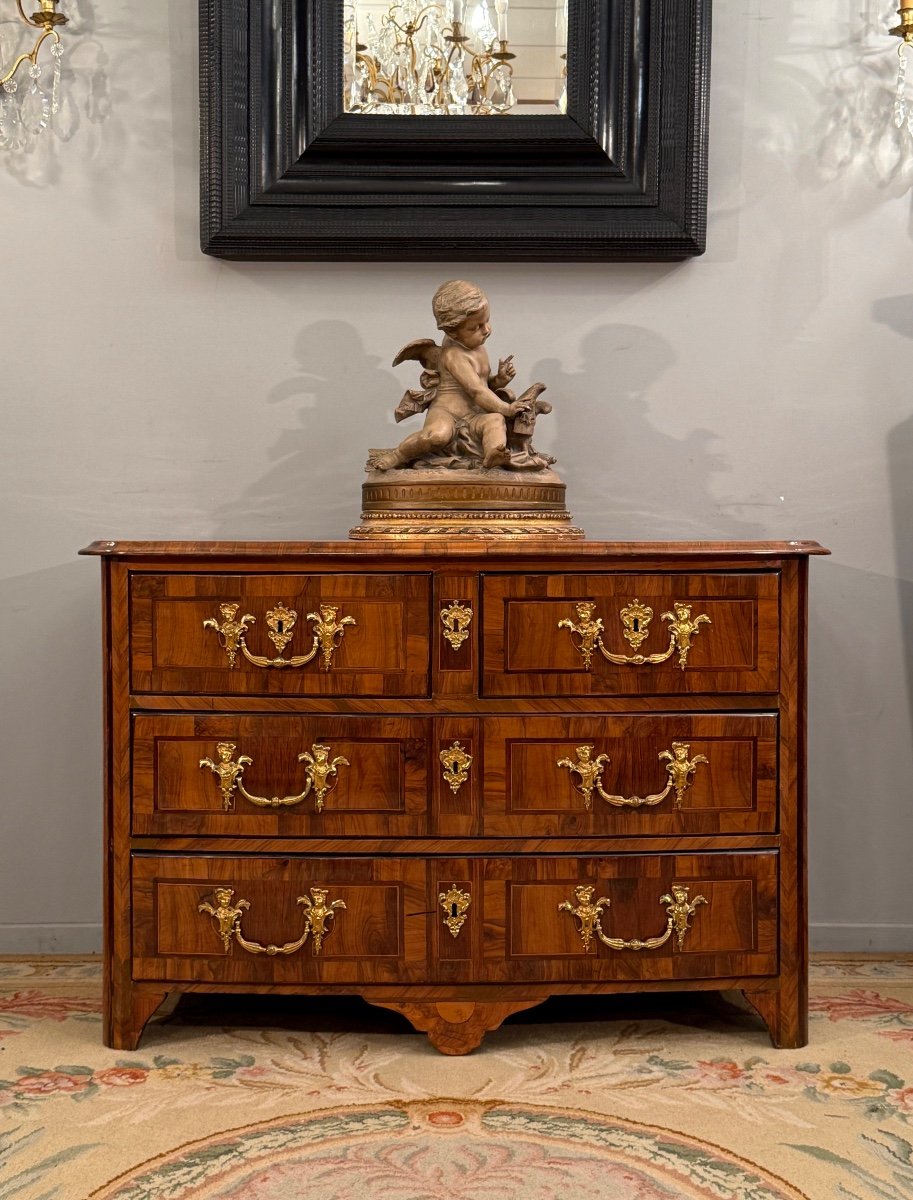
[199,0,711,261]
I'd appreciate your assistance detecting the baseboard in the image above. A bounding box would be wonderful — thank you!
[0,924,103,954]
[810,923,913,952]
[0,923,910,956]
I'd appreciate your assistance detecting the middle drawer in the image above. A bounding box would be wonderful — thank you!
[133,713,777,838]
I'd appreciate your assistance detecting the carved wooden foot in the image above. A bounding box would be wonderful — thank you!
[369,999,543,1055]
[106,989,169,1051]
[741,986,807,1049]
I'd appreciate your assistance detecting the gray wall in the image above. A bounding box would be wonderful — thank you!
[1,0,911,952]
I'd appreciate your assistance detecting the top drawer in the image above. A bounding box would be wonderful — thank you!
[481,572,779,696]
[129,573,431,697]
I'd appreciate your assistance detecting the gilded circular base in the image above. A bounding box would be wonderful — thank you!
[352,463,584,541]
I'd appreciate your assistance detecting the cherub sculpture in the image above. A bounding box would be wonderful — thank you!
[368,279,555,473]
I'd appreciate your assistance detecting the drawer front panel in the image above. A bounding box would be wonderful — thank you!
[133,715,431,837]
[481,853,777,983]
[483,714,777,836]
[132,856,428,984]
[481,572,779,695]
[130,573,431,697]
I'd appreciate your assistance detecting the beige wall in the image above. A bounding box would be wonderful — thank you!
[1,0,912,951]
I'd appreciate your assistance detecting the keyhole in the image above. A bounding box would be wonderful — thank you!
[633,618,640,632]
[276,620,284,633]
[451,903,459,918]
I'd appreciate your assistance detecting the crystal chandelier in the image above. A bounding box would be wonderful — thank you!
[0,0,66,150]
[345,1,516,116]
[890,0,913,139]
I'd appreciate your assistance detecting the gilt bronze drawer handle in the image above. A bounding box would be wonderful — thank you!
[200,741,349,813]
[204,601,356,670]
[198,886,345,957]
[556,742,708,811]
[558,884,707,953]
[440,741,472,794]
[439,884,471,939]
[441,600,473,651]
[558,599,710,670]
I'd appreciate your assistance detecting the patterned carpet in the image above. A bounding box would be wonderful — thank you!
[1,957,912,1199]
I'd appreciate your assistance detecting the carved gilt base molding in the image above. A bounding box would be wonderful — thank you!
[351,463,585,540]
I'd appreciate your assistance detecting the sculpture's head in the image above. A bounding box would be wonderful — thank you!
[216,742,236,762]
[432,279,490,348]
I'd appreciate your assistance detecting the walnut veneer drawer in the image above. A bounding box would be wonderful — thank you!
[481,572,779,695]
[132,714,432,838]
[129,573,431,697]
[132,852,777,987]
[132,855,428,985]
[481,852,778,983]
[481,714,778,837]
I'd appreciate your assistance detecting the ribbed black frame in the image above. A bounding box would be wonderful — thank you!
[200,0,711,261]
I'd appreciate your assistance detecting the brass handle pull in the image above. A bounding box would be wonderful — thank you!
[558,599,710,671]
[204,601,356,670]
[198,886,346,957]
[556,742,708,811]
[439,884,471,939]
[200,742,349,813]
[558,884,707,953]
[441,600,473,651]
[440,740,472,794]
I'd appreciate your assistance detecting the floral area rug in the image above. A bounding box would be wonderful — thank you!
[1,957,913,1200]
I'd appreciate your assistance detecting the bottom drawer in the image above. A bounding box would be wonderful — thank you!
[132,852,777,986]
[480,852,778,983]
[132,855,429,985]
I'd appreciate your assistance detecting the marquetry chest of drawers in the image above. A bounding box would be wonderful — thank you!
[82,539,827,1054]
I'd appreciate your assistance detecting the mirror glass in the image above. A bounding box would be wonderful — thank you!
[343,1,568,116]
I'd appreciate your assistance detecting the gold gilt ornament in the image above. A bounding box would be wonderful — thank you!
[202,603,254,668]
[441,599,473,651]
[298,744,351,813]
[620,598,653,650]
[199,742,349,813]
[659,742,710,809]
[204,601,356,670]
[198,886,345,957]
[556,742,709,811]
[559,600,710,670]
[439,884,472,939]
[440,740,472,794]
[555,744,610,811]
[199,742,254,811]
[557,602,604,669]
[558,883,708,953]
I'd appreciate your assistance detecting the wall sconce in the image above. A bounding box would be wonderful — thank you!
[0,1,67,149]
[890,0,913,138]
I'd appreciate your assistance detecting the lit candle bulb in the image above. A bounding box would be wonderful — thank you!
[495,0,508,41]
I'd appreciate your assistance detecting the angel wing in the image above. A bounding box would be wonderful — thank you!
[392,338,441,371]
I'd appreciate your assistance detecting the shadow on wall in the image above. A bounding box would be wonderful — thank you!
[211,321,401,540]
[531,325,765,541]
[803,290,913,950]
[881,292,913,763]
[212,319,767,544]
[807,558,913,950]
[0,560,103,948]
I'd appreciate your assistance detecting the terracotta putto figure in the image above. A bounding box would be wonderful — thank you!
[368,279,554,473]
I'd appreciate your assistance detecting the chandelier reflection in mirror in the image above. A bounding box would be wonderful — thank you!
[344,0,568,116]
[0,0,67,149]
